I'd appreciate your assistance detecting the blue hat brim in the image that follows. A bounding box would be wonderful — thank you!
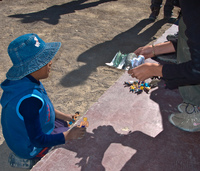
[6,42,61,80]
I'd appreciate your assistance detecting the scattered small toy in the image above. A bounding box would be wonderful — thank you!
[124,81,134,87]
[78,117,89,128]
[124,77,161,94]
[149,76,161,88]
[67,111,80,127]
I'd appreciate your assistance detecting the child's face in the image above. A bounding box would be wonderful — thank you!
[30,61,52,80]
[41,61,52,79]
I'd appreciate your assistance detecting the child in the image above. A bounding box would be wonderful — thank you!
[0,33,86,169]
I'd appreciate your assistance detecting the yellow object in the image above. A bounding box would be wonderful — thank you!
[140,86,144,90]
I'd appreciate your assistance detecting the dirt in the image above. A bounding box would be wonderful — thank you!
[0,0,179,170]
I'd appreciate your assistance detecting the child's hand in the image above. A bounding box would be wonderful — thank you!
[63,126,86,141]
[64,114,75,122]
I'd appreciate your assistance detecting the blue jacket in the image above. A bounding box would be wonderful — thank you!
[1,77,56,159]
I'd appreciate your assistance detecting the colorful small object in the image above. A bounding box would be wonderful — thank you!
[130,85,135,92]
[124,77,160,94]
[124,81,134,87]
[149,76,161,88]
[67,111,80,127]
[78,117,89,128]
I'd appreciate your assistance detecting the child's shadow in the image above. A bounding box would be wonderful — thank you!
[57,83,200,170]
[8,0,115,25]
[60,19,167,87]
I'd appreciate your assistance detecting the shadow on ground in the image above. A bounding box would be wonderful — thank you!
[60,18,168,87]
[58,82,200,171]
[8,0,116,25]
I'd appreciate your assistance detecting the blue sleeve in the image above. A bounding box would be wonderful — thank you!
[19,97,65,148]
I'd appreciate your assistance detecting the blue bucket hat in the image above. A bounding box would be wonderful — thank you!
[6,33,61,80]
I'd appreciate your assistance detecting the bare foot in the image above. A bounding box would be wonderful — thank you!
[63,126,86,141]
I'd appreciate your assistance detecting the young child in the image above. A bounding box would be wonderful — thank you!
[0,33,86,169]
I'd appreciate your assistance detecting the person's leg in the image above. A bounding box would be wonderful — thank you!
[8,119,70,169]
[51,118,70,134]
[150,0,162,9]
[8,146,53,169]
[169,17,200,132]
[149,0,162,21]
[177,18,200,106]
[163,0,174,18]
[8,153,39,169]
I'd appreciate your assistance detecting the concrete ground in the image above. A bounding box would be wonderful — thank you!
[31,25,200,171]
[0,0,181,171]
